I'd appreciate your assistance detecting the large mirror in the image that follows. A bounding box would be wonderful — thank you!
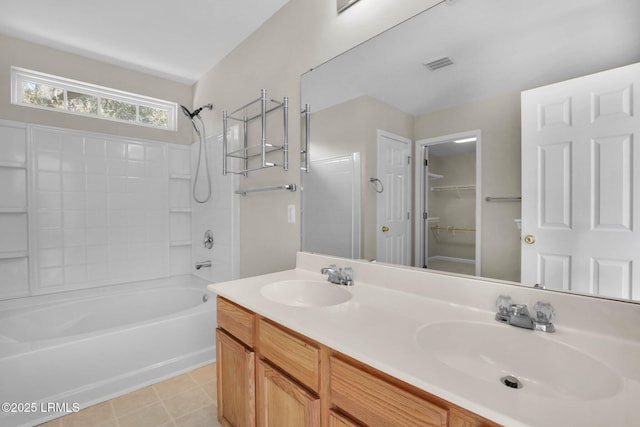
[300,0,640,302]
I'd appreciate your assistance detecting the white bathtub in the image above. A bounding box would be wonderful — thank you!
[0,275,216,427]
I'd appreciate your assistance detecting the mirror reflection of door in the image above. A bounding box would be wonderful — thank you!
[416,131,480,276]
[376,131,411,265]
[521,62,640,299]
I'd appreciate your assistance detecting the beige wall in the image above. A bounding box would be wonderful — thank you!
[414,92,522,282]
[0,35,193,145]
[309,95,413,260]
[193,0,441,277]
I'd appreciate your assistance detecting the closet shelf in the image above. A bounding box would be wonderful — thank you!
[428,172,444,180]
[170,240,192,247]
[169,207,192,213]
[431,184,476,200]
[431,225,476,232]
[430,184,476,192]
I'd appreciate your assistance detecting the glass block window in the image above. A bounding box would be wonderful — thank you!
[11,67,177,131]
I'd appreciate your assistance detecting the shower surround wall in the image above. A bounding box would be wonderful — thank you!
[190,128,239,283]
[31,126,170,293]
[0,121,28,299]
[0,118,236,300]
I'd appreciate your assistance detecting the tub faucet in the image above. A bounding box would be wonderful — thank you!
[195,260,212,270]
[321,264,354,286]
[495,295,555,333]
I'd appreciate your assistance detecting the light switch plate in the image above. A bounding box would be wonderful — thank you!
[287,204,295,224]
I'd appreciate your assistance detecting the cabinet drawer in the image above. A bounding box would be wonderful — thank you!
[258,318,320,392]
[217,297,254,347]
[330,356,447,427]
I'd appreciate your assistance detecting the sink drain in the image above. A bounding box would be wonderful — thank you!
[501,375,523,389]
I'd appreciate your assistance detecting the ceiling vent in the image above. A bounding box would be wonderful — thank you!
[423,57,454,71]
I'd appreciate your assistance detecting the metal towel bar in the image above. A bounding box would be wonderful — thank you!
[235,184,297,196]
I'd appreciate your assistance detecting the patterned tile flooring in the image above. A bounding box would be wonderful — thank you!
[37,364,222,427]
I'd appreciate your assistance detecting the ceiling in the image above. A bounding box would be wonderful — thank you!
[303,0,640,116]
[0,0,290,84]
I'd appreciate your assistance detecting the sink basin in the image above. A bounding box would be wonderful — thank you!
[260,280,352,307]
[415,321,622,400]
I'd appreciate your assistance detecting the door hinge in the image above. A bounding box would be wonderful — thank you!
[407,212,411,220]
[423,212,428,220]
[424,159,428,167]
[407,155,411,165]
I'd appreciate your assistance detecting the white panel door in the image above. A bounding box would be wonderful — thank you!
[522,62,640,300]
[376,130,411,265]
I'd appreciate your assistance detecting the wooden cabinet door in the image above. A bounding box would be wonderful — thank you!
[217,329,255,427]
[257,359,320,427]
[329,410,361,427]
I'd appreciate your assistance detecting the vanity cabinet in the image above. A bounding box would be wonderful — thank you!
[216,298,256,427]
[330,356,447,426]
[257,359,321,426]
[216,297,499,427]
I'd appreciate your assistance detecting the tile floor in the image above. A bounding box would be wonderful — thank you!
[37,363,222,427]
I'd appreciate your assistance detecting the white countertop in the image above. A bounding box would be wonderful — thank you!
[209,252,640,427]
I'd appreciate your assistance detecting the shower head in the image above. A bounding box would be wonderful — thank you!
[180,103,214,119]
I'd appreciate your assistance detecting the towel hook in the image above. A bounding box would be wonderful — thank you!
[370,178,384,193]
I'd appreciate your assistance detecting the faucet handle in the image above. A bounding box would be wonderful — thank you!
[321,264,337,274]
[533,301,555,323]
[495,295,512,315]
[342,267,353,285]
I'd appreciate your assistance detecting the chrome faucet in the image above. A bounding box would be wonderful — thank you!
[195,260,212,270]
[495,295,555,332]
[320,264,354,286]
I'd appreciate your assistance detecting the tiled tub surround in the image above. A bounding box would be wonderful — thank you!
[0,119,200,300]
[0,275,216,427]
[31,125,170,291]
[210,252,640,427]
[0,120,29,299]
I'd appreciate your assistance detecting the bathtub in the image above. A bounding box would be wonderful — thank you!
[0,275,216,427]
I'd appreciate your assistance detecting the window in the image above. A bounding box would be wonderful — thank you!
[11,67,177,131]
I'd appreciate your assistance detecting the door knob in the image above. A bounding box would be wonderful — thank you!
[381,226,389,233]
[524,234,536,245]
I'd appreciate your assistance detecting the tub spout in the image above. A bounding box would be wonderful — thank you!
[195,260,212,270]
